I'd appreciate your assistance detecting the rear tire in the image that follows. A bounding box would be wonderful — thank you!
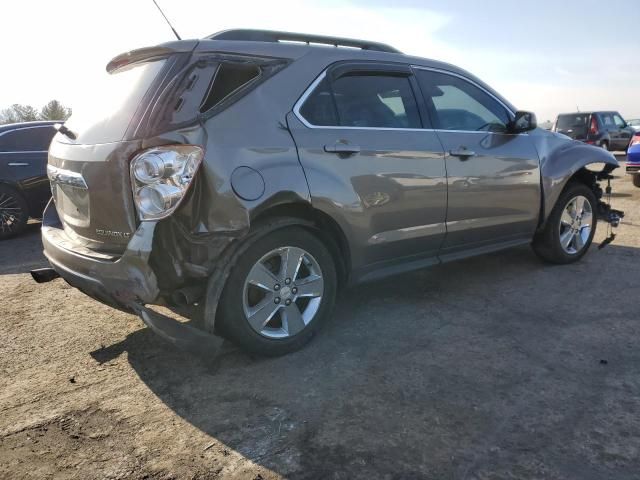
[0,185,29,240]
[633,174,640,188]
[532,182,597,264]
[216,226,337,356]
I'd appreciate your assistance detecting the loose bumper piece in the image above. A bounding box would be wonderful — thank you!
[37,200,222,356]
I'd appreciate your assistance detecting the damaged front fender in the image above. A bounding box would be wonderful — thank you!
[532,130,620,224]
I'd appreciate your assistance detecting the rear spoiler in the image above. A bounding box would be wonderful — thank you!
[106,40,199,73]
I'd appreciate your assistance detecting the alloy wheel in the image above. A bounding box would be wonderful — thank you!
[0,191,24,236]
[242,246,324,339]
[558,195,593,255]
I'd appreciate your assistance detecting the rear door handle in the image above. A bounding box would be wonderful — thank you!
[324,143,361,155]
[449,148,476,159]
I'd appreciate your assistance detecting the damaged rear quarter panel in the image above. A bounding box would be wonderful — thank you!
[530,129,619,222]
[142,68,312,292]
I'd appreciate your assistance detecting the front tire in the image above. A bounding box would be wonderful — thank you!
[633,174,640,188]
[216,226,337,356]
[532,182,597,264]
[0,185,29,240]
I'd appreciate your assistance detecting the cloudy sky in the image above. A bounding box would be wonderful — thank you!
[2,0,638,122]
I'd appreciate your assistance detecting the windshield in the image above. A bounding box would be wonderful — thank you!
[62,59,166,145]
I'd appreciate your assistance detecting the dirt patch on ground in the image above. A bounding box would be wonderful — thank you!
[1,162,640,479]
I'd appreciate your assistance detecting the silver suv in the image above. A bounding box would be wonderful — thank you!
[33,30,621,356]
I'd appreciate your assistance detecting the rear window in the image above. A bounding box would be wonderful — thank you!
[63,59,166,144]
[0,126,56,152]
[556,114,590,130]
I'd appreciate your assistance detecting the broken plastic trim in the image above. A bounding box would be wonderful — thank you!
[130,303,223,357]
[145,53,290,137]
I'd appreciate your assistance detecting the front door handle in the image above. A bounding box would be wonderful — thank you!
[449,147,476,159]
[324,143,361,155]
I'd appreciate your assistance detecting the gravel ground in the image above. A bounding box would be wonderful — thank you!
[1,159,639,479]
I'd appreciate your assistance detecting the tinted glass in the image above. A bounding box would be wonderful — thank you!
[0,126,56,152]
[556,114,589,130]
[199,63,261,113]
[299,77,338,126]
[417,70,510,132]
[332,74,421,128]
[300,73,421,128]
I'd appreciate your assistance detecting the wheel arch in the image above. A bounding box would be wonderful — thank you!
[538,141,618,228]
[250,201,352,287]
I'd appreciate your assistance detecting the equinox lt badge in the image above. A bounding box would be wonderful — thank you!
[96,229,131,239]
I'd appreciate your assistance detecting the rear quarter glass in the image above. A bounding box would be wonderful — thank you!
[62,59,167,145]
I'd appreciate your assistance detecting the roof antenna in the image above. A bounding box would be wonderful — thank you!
[152,0,181,40]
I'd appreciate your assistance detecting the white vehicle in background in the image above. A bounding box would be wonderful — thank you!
[628,119,640,132]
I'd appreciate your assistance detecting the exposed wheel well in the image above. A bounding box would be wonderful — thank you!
[250,203,351,286]
[569,167,600,191]
[539,166,603,231]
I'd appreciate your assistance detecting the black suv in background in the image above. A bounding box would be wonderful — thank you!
[0,121,57,239]
[553,111,634,151]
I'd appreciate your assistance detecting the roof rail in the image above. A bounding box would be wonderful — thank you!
[206,29,401,54]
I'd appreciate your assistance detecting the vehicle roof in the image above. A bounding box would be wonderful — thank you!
[111,30,519,114]
[192,31,518,112]
[0,120,58,133]
[557,111,620,116]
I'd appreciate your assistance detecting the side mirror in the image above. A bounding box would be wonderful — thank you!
[510,111,537,133]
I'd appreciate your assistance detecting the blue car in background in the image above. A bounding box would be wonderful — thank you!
[627,131,640,187]
[0,121,57,239]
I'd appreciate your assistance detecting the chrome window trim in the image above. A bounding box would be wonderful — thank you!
[292,65,525,136]
[0,150,48,154]
[0,125,55,138]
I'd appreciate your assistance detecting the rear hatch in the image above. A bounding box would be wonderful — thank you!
[554,113,591,140]
[48,44,197,253]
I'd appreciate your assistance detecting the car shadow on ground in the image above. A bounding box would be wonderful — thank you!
[90,243,640,478]
[0,223,47,275]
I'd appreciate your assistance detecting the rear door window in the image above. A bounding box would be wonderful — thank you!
[299,72,422,129]
[415,70,510,132]
[0,126,57,152]
[600,113,615,127]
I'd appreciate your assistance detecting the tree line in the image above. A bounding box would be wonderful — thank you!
[0,100,72,124]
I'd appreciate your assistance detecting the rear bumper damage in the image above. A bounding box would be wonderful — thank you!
[36,200,223,355]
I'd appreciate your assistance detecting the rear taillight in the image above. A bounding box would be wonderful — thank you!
[631,134,640,147]
[130,145,203,221]
[589,117,599,135]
